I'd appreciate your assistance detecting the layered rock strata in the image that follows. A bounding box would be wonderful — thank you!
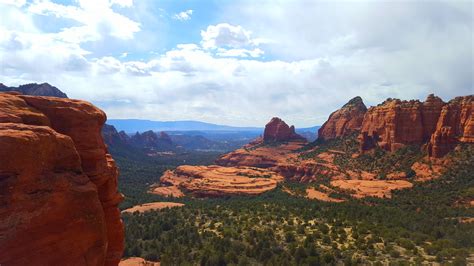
[427,96,473,157]
[318,96,367,140]
[359,94,473,157]
[152,165,284,197]
[263,117,306,142]
[0,93,124,265]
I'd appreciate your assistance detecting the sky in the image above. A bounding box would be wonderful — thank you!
[0,0,472,127]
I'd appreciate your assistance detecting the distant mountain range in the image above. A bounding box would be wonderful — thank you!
[0,82,320,139]
[107,119,319,135]
[107,119,261,133]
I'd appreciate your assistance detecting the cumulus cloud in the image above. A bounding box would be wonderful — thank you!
[0,1,472,127]
[200,23,267,58]
[201,23,253,49]
[28,0,140,42]
[173,9,193,21]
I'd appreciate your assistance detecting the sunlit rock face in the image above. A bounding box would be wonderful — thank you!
[318,96,367,141]
[263,117,306,142]
[0,93,124,266]
[427,96,474,157]
[358,94,473,157]
[153,165,284,197]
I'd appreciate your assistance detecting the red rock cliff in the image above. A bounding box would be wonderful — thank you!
[427,96,473,157]
[0,93,124,265]
[358,94,473,157]
[318,96,367,140]
[263,117,305,142]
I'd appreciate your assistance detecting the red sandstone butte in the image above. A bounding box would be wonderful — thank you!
[0,93,124,266]
[318,96,367,140]
[263,117,306,142]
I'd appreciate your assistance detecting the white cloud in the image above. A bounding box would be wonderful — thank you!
[27,0,140,42]
[173,9,193,21]
[201,23,254,49]
[200,23,267,58]
[0,1,472,127]
[216,48,263,58]
[0,0,26,7]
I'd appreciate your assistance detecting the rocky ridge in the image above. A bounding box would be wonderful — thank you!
[130,130,174,151]
[102,124,131,146]
[359,94,473,157]
[101,124,175,152]
[0,83,68,98]
[154,95,472,200]
[318,96,367,140]
[0,92,124,265]
[152,165,284,197]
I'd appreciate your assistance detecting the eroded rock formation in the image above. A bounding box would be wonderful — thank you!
[427,96,473,157]
[0,93,124,265]
[318,96,367,140]
[129,130,174,150]
[359,95,443,152]
[151,94,471,200]
[216,140,305,168]
[102,124,130,146]
[152,165,284,197]
[330,180,413,198]
[263,117,305,142]
[358,94,473,157]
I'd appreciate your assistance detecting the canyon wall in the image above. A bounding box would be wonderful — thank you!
[358,94,473,157]
[427,96,474,157]
[0,93,124,265]
[318,96,367,140]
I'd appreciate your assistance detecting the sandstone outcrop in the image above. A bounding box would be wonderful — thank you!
[358,94,473,157]
[130,130,174,151]
[216,140,353,183]
[216,141,305,168]
[330,180,413,198]
[152,165,284,197]
[0,93,124,265]
[150,186,185,198]
[318,96,367,140]
[119,257,160,266]
[427,96,473,157]
[102,124,131,146]
[263,117,306,142]
[122,202,184,214]
[305,187,344,203]
[359,94,445,153]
